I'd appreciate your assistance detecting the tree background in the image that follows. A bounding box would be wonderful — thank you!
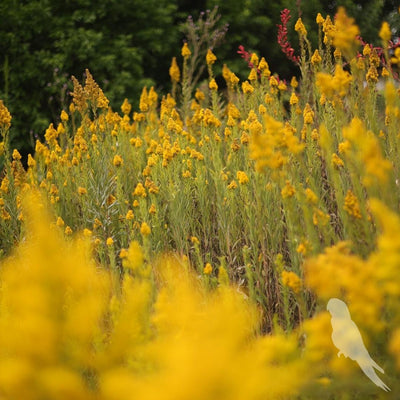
[0,0,398,158]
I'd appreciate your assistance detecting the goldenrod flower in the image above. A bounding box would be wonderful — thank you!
[209,79,218,91]
[12,149,21,161]
[227,180,238,190]
[64,225,73,235]
[203,262,213,275]
[148,204,156,215]
[289,91,299,105]
[77,187,87,195]
[60,110,69,122]
[281,270,302,293]
[331,7,360,57]
[236,171,249,185]
[248,68,258,81]
[113,154,123,167]
[303,103,314,124]
[121,98,132,115]
[294,18,307,36]
[27,154,36,168]
[119,248,128,259]
[311,50,322,65]
[126,210,134,220]
[106,237,114,246]
[258,57,271,77]
[83,228,92,237]
[0,100,12,130]
[195,88,205,101]
[140,221,151,236]
[242,81,254,94]
[56,216,65,227]
[169,57,180,83]
[133,182,147,197]
[281,180,296,199]
[181,42,191,58]
[344,190,362,219]
[331,153,344,168]
[379,21,391,42]
[305,188,318,204]
[316,13,325,25]
[190,236,200,245]
[206,49,217,65]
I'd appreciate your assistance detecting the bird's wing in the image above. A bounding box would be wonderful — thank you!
[331,319,367,360]
[359,364,390,392]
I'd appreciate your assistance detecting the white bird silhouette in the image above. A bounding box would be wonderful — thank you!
[327,298,390,392]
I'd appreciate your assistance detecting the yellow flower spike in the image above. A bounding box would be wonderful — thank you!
[0,100,12,130]
[316,13,325,25]
[133,182,147,197]
[83,228,92,238]
[203,262,213,275]
[379,21,391,43]
[181,42,191,58]
[305,188,318,205]
[139,87,149,112]
[60,110,69,122]
[195,88,205,101]
[295,18,307,36]
[77,187,87,195]
[56,216,65,227]
[27,154,36,168]
[229,72,240,85]
[140,222,151,236]
[148,204,156,215]
[106,237,114,247]
[169,57,180,83]
[120,98,132,115]
[303,103,314,124]
[343,190,362,219]
[331,153,344,168]
[289,91,299,105]
[248,68,258,81]
[113,154,123,167]
[242,81,254,94]
[250,52,259,67]
[281,180,296,199]
[258,57,271,77]
[64,225,73,235]
[126,210,134,220]
[12,149,22,161]
[331,7,360,57]
[119,248,128,259]
[281,270,302,293]
[227,180,238,190]
[190,236,200,245]
[290,76,298,88]
[206,49,217,65]
[236,170,249,185]
[209,78,218,91]
[311,49,322,65]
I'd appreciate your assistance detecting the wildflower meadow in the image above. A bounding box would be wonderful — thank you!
[1,6,400,399]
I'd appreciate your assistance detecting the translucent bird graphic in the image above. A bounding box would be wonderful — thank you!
[327,298,390,392]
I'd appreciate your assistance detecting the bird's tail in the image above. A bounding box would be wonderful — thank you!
[359,364,391,392]
[370,358,384,374]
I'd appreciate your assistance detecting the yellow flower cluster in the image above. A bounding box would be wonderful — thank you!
[0,100,12,130]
